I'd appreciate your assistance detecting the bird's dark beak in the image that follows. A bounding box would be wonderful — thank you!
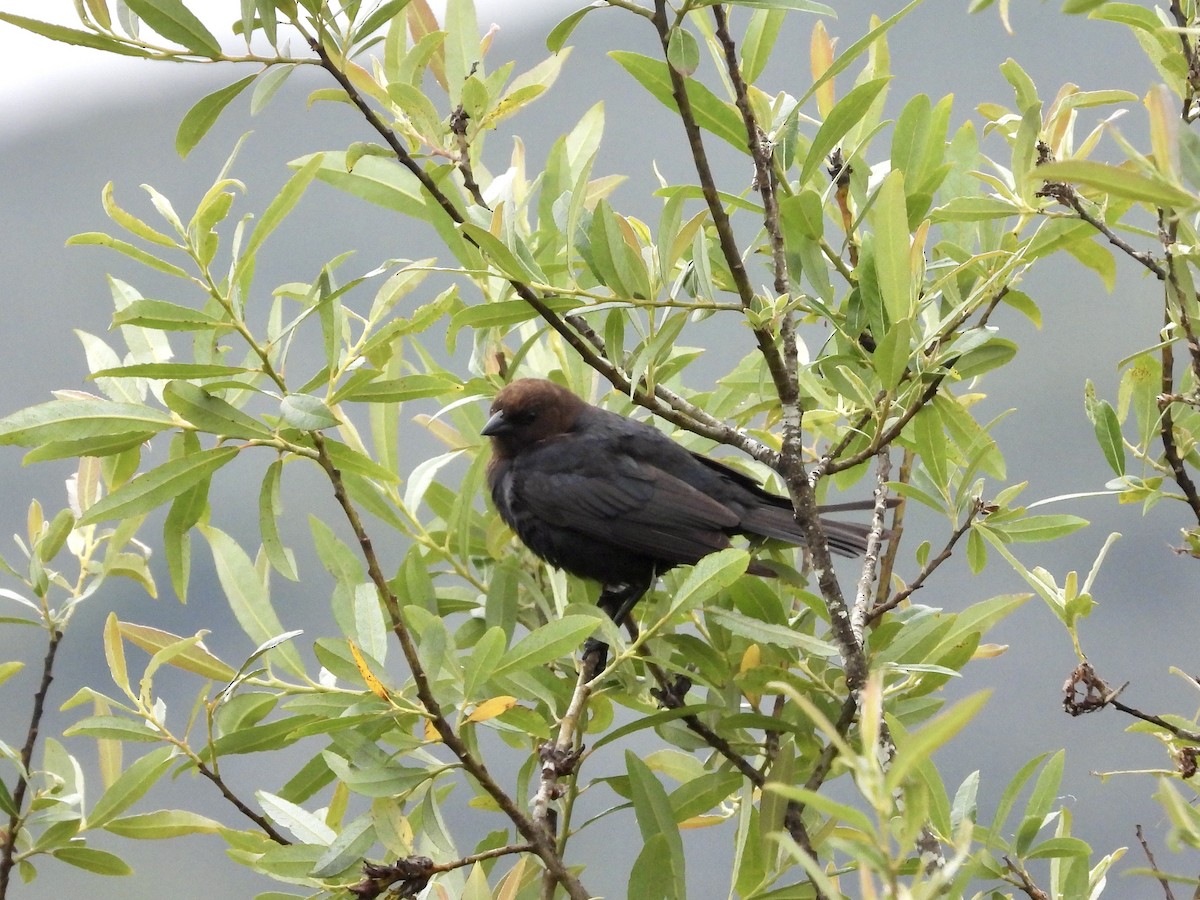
[481,409,509,437]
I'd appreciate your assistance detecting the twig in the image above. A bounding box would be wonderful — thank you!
[1159,217,1200,524]
[0,627,62,897]
[868,499,983,623]
[814,372,947,481]
[1136,824,1177,900]
[1035,177,1166,279]
[1003,855,1049,900]
[1158,345,1200,524]
[1062,661,1200,743]
[194,758,289,844]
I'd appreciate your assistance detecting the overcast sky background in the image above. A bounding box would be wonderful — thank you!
[0,2,1196,898]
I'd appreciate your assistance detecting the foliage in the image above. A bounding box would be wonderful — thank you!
[0,0,1197,898]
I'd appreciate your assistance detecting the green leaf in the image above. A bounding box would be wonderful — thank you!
[66,232,191,278]
[547,3,600,52]
[163,381,273,439]
[1091,398,1125,476]
[299,152,427,217]
[703,607,840,657]
[626,751,686,897]
[87,746,177,829]
[1016,750,1065,853]
[200,525,305,677]
[462,626,507,702]
[886,691,991,791]
[0,399,173,447]
[279,393,339,430]
[668,549,749,616]
[587,199,652,298]
[176,75,256,158]
[51,846,133,876]
[459,223,540,282]
[873,317,912,390]
[741,8,786,82]
[610,51,748,154]
[724,0,833,9]
[92,363,252,380]
[105,809,223,839]
[872,169,912,322]
[124,0,221,56]
[990,514,1088,543]
[112,298,231,331]
[1038,159,1196,209]
[799,77,890,186]
[237,153,325,278]
[954,336,1018,378]
[340,373,463,404]
[65,716,162,742]
[1027,836,1092,859]
[666,26,700,77]
[257,791,336,844]
[492,614,604,678]
[251,63,295,114]
[0,13,153,57]
[79,447,239,525]
[930,195,1020,221]
[258,460,298,581]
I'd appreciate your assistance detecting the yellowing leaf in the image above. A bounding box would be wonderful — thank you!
[739,643,762,675]
[423,718,443,743]
[347,640,390,702]
[973,643,1009,659]
[680,814,726,830]
[466,695,518,723]
[810,21,835,117]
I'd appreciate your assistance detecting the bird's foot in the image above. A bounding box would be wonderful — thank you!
[651,672,694,709]
[580,637,609,676]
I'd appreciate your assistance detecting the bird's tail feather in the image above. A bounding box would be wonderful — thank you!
[741,503,884,557]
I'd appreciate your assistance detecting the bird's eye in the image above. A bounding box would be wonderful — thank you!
[512,409,538,425]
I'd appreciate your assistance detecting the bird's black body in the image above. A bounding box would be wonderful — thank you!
[483,379,875,602]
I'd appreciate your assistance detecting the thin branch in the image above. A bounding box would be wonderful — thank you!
[194,758,289,844]
[0,627,61,898]
[1062,661,1200,743]
[312,435,590,899]
[814,372,947,481]
[1036,178,1166,279]
[868,499,983,623]
[1136,824,1177,900]
[1158,346,1200,524]
[648,2,792,399]
[1003,856,1050,900]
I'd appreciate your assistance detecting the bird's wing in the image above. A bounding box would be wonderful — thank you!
[516,453,738,564]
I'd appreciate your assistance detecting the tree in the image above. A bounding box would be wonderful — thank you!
[0,0,1196,897]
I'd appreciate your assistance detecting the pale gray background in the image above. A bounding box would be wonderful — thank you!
[0,1,1192,897]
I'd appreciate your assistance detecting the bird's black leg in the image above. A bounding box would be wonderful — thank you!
[581,578,651,674]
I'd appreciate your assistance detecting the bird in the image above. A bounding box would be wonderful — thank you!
[481,377,884,634]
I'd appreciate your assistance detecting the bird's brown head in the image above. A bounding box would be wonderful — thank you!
[481,378,587,458]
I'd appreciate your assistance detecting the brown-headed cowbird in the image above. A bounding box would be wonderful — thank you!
[482,378,882,626]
